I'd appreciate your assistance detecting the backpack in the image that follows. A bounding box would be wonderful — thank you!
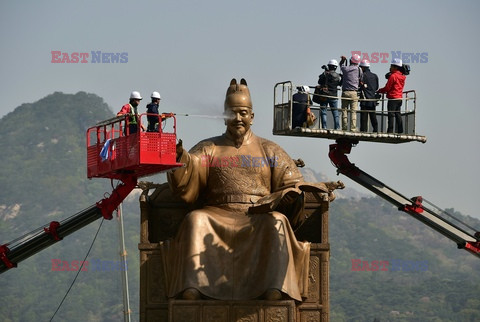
[312,72,328,104]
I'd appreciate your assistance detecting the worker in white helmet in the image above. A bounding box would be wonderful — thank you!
[359,60,379,132]
[117,91,146,134]
[146,91,161,132]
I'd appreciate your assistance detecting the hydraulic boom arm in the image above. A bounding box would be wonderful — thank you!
[0,175,137,274]
[328,139,480,258]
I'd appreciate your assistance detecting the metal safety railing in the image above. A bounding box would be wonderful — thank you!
[86,113,181,179]
[273,81,418,135]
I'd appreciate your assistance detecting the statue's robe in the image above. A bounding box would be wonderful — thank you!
[166,130,310,301]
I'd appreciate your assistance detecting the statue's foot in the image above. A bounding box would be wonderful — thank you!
[182,288,201,300]
[264,288,282,300]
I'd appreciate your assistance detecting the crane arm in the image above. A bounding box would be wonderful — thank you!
[0,175,137,274]
[328,139,480,258]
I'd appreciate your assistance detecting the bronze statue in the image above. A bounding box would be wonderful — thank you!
[165,78,318,301]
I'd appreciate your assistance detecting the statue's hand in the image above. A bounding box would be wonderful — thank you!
[176,139,183,161]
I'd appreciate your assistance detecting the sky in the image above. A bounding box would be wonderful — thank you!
[1,0,479,222]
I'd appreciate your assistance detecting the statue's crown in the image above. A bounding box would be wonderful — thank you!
[224,78,252,109]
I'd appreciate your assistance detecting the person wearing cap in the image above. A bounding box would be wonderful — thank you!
[117,91,145,134]
[164,78,332,302]
[317,59,342,129]
[339,54,363,131]
[359,60,379,132]
[377,58,406,133]
[146,91,161,132]
[292,85,312,128]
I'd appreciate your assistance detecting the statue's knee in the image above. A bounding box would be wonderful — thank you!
[184,210,209,228]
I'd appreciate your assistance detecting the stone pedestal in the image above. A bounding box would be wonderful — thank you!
[169,300,295,322]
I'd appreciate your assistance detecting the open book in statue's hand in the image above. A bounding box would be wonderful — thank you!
[248,181,344,214]
[248,181,344,229]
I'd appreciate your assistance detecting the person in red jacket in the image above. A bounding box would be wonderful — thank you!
[377,58,406,133]
[117,91,146,134]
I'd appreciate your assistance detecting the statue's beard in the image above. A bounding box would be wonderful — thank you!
[226,123,251,148]
[230,126,245,138]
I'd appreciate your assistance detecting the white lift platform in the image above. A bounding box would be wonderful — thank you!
[273,81,427,144]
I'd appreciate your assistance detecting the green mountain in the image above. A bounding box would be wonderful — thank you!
[0,92,479,321]
[328,195,480,321]
[0,91,114,238]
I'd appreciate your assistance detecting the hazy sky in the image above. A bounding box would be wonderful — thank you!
[1,0,479,222]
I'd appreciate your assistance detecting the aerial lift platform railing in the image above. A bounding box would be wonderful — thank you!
[86,113,181,179]
[273,81,426,144]
[0,113,183,274]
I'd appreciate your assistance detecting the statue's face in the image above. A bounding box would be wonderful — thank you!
[224,106,254,139]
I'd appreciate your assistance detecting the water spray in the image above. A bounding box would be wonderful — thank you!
[172,113,226,119]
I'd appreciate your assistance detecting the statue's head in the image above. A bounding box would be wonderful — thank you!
[223,78,254,140]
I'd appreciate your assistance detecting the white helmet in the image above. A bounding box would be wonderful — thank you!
[298,85,310,93]
[360,59,370,67]
[391,58,403,67]
[151,91,161,99]
[130,91,142,100]
[328,59,338,67]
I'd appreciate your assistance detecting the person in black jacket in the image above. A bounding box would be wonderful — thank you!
[292,85,312,128]
[359,60,379,132]
[146,91,161,132]
[317,59,342,129]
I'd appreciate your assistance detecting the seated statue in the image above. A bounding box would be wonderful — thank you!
[164,78,332,302]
